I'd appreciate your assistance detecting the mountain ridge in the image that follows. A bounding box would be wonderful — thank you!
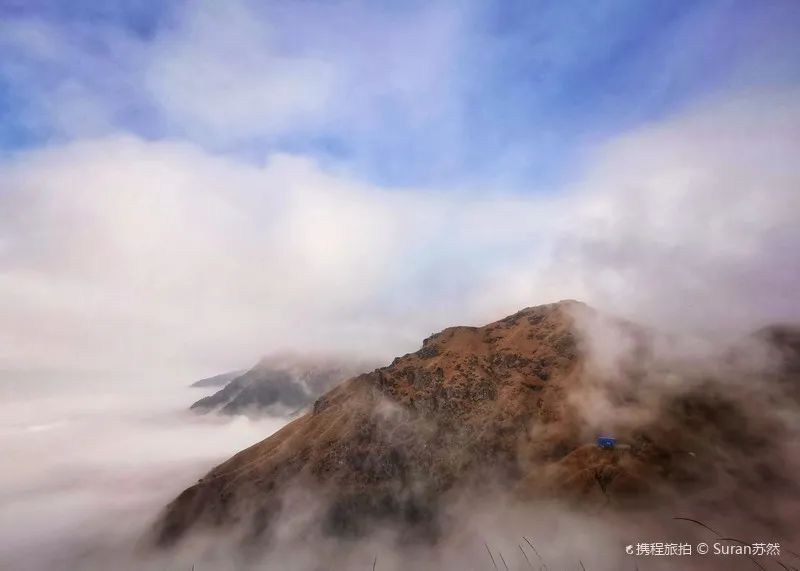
[154,300,800,549]
[190,370,244,389]
[189,355,374,417]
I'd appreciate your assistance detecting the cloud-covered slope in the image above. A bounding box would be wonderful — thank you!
[154,301,800,550]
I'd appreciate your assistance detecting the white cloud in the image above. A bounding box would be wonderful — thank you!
[549,91,800,334]
[143,0,466,144]
[0,135,556,372]
[0,0,467,148]
[0,91,797,373]
[145,1,339,141]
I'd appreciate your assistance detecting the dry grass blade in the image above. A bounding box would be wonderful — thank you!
[519,544,535,569]
[499,551,510,571]
[486,542,499,571]
[672,519,774,571]
[523,536,548,570]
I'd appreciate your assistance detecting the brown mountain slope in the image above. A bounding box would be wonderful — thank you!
[153,300,800,547]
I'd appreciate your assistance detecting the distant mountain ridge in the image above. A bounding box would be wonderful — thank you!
[189,355,375,417]
[190,370,244,388]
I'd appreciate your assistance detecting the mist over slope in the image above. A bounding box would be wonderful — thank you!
[152,301,800,570]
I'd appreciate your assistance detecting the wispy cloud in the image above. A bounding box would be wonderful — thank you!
[0,135,558,371]
[3,1,798,185]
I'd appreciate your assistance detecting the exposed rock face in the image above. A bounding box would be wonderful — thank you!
[189,355,373,416]
[155,301,800,547]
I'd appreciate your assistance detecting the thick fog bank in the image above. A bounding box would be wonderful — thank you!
[0,372,288,571]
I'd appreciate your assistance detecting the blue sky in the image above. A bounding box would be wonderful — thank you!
[0,1,799,372]
[2,0,799,190]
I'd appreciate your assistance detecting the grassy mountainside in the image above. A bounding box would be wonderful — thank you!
[155,301,800,547]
